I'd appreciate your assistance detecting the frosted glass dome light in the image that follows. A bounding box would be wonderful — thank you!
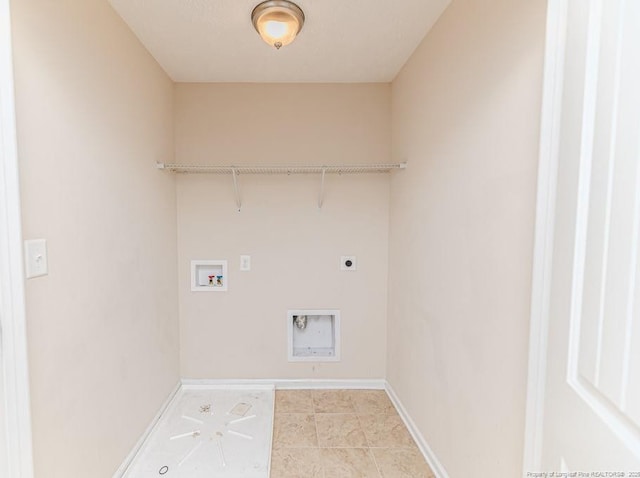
[251,0,305,50]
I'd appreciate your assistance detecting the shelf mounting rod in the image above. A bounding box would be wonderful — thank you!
[231,168,241,212]
[318,167,327,209]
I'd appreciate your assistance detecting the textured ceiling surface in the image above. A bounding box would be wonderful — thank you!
[108,0,451,82]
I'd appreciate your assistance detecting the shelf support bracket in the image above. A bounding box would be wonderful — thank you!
[318,167,327,209]
[231,168,241,212]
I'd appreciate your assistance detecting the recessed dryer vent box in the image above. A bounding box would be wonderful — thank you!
[191,260,228,292]
[287,309,340,362]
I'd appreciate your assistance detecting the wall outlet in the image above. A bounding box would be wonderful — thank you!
[340,256,357,271]
[240,255,251,271]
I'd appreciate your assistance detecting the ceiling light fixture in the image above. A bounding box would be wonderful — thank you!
[251,0,305,50]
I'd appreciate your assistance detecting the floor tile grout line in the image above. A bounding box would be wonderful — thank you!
[361,399,381,476]
[347,391,380,477]
[310,390,325,478]
[369,447,385,478]
[354,406,384,477]
[274,390,321,477]
[355,409,373,448]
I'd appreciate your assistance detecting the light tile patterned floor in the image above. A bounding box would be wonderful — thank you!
[270,390,435,478]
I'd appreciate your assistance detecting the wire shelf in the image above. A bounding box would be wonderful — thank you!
[156,162,407,211]
[156,163,407,175]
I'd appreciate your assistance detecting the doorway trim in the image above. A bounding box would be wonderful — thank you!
[522,0,568,472]
[0,0,34,475]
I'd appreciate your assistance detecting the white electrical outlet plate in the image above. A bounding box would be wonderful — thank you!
[24,239,48,278]
[240,255,251,271]
[340,256,357,271]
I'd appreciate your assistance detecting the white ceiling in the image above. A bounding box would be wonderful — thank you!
[108,0,451,83]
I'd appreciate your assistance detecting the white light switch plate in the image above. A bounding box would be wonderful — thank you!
[240,255,251,271]
[24,239,48,278]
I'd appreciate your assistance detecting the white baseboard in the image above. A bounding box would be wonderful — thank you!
[112,381,181,478]
[385,381,449,478]
[181,378,386,390]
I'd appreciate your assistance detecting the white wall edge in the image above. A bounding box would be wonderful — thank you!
[385,381,449,478]
[181,378,386,390]
[0,0,34,475]
[522,0,567,473]
[112,381,182,478]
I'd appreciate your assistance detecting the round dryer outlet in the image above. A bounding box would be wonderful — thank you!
[340,256,357,271]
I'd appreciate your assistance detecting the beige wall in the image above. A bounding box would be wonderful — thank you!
[176,84,390,379]
[388,0,546,476]
[11,0,180,476]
